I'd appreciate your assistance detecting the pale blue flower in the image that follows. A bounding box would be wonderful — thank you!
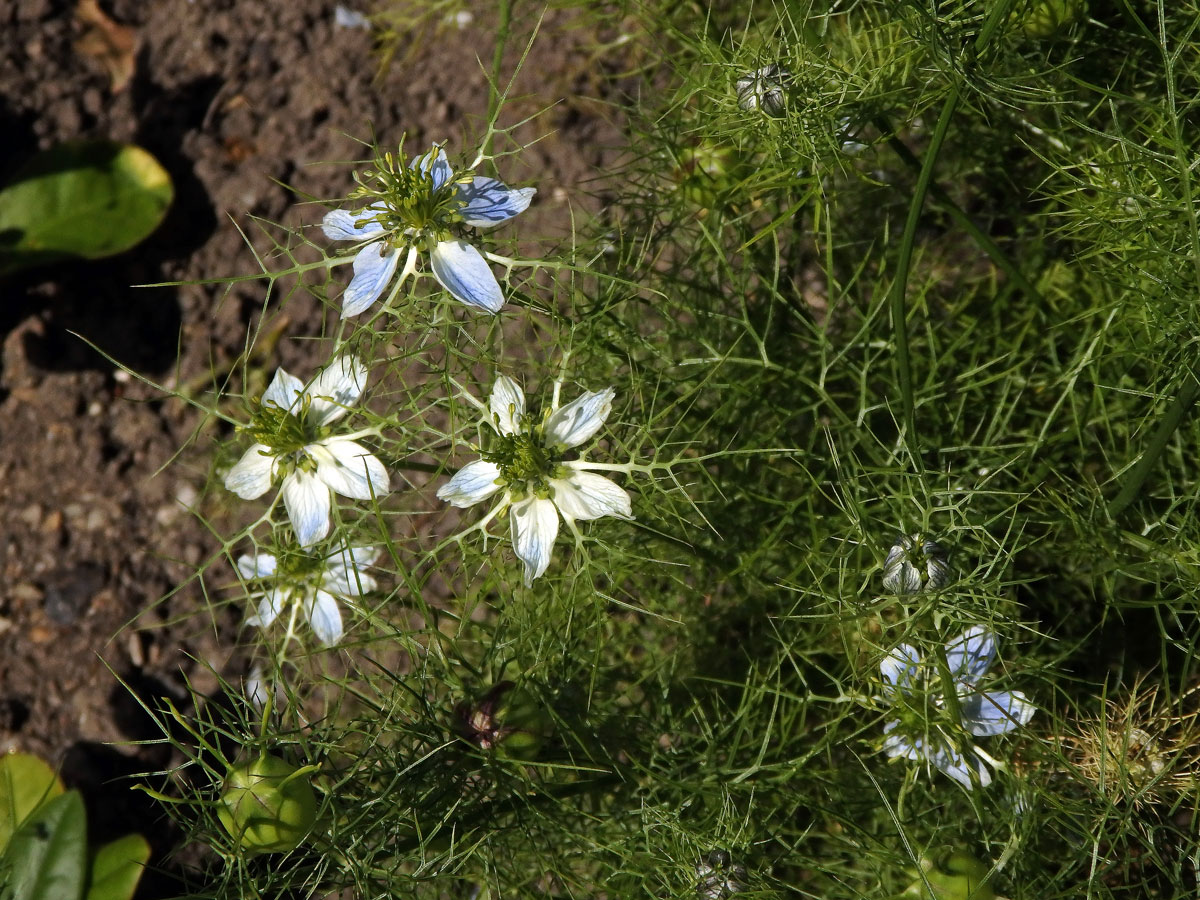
[880,626,1035,788]
[322,146,535,317]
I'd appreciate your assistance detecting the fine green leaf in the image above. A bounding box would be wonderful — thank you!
[1,790,87,900]
[0,753,65,853]
[85,833,151,900]
[0,140,173,277]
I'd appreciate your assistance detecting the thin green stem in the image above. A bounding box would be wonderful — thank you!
[1108,370,1200,518]
[486,0,515,172]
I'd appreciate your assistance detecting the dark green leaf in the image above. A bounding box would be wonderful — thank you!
[2,790,87,900]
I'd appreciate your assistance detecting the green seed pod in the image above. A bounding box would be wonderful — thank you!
[1015,0,1086,39]
[455,681,555,761]
[902,849,994,900]
[883,534,951,594]
[217,754,318,853]
[736,65,793,118]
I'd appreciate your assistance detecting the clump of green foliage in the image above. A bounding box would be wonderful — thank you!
[140,1,1200,897]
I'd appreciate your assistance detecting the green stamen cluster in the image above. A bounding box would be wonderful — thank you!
[349,144,468,244]
[245,401,322,460]
[482,428,564,494]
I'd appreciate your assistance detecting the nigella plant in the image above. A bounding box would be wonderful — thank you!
[224,356,390,547]
[322,143,535,317]
[436,375,634,585]
[880,626,1036,788]
[236,544,379,646]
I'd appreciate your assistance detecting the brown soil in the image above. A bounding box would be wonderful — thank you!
[0,0,626,892]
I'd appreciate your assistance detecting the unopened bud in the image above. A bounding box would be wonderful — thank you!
[883,534,951,594]
[736,65,793,117]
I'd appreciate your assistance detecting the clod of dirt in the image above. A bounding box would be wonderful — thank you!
[42,561,106,625]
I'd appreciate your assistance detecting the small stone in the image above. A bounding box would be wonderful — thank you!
[43,562,106,625]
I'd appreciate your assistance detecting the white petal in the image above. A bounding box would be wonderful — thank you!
[224,444,278,499]
[510,496,559,586]
[343,240,400,318]
[261,368,304,413]
[489,375,525,435]
[306,589,344,645]
[457,177,536,228]
[312,438,390,500]
[307,356,368,426]
[430,239,505,313]
[436,459,504,507]
[322,207,386,241]
[323,545,378,596]
[236,552,278,580]
[282,469,332,547]
[544,387,615,448]
[247,588,286,629]
[550,471,632,522]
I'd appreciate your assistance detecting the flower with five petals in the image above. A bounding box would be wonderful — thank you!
[322,145,535,317]
[436,376,633,585]
[224,357,390,547]
[880,626,1035,788]
[237,545,378,646]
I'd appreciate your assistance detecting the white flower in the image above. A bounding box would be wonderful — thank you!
[224,357,389,547]
[236,545,378,646]
[322,146,535,317]
[436,375,633,585]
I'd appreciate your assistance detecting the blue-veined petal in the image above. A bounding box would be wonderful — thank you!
[224,444,278,499]
[306,589,344,645]
[436,459,504,508]
[282,469,332,547]
[545,387,614,448]
[880,643,921,696]
[944,625,997,683]
[510,495,559,585]
[322,207,386,241]
[928,741,991,789]
[237,553,278,581]
[430,239,505,313]
[457,177,536,227]
[342,240,400,318]
[411,146,453,191]
[961,689,1036,737]
[261,367,305,413]
[489,375,525,435]
[312,438,390,500]
[307,356,368,425]
[550,470,631,521]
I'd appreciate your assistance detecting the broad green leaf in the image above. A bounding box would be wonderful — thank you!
[85,833,150,900]
[0,753,65,853]
[2,790,87,900]
[0,140,173,277]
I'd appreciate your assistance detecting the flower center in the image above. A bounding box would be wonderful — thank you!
[245,398,328,466]
[349,144,467,244]
[482,429,563,492]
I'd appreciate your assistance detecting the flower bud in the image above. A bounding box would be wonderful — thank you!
[902,849,994,900]
[217,754,318,853]
[736,65,793,118]
[696,849,747,898]
[454,681,554,761]
[883,534,951,594]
